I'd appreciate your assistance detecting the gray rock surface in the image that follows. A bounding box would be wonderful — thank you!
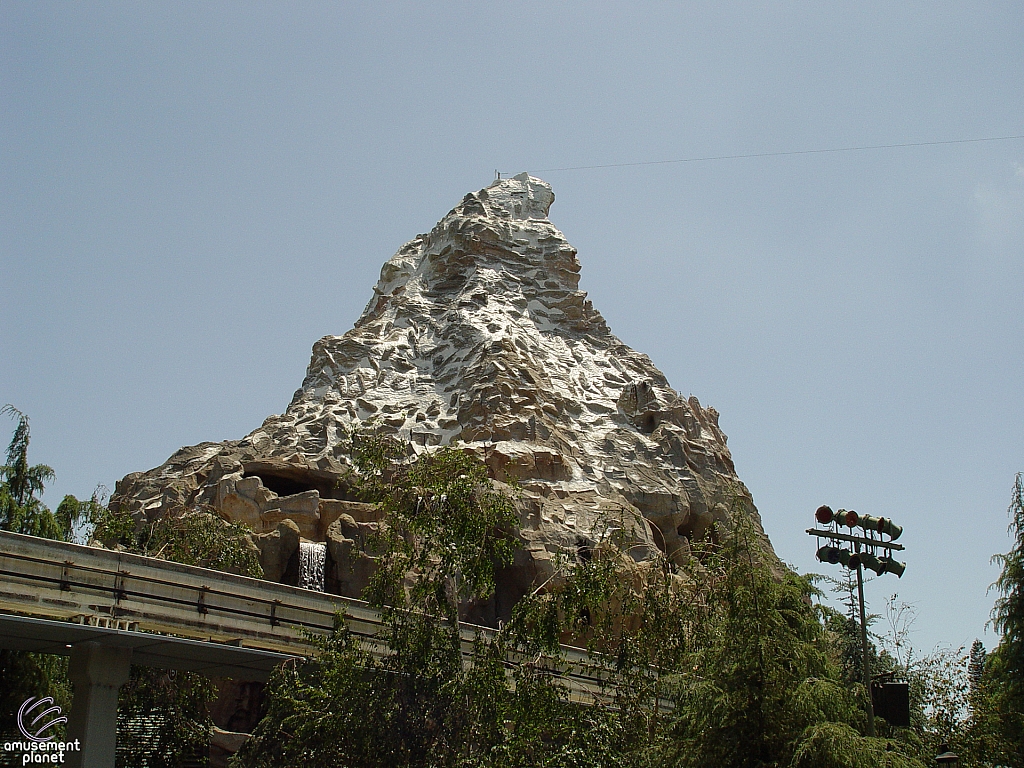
[112,173,776,618]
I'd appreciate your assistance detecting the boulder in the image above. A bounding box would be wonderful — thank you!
[255,519,300,583]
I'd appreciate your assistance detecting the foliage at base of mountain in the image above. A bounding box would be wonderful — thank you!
[91,502,263,578]
[3,411,1022,767]
[234,436,928,768]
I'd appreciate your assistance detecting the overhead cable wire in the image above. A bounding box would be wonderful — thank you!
[502,133,1024,175]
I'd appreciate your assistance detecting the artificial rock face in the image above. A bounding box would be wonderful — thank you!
[113,173,776,622]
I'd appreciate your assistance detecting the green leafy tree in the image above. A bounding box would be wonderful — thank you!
[660,515,919,768]
[865,474,1024,767]
[239,463,923,768]
[115,668,217,768]
[0,405,99,543]
[815,569,885,704]
[968,472,1024,767]
[906,645,970,754]
[238,436,661,768]
[92,502,263,577]
[0,406,83,743]
[1,405,68,538]
[353,434,519,622]
[967,639,986,699]
[960,639,1017,767]
[991,473,1024,698]
[237,438,530,768]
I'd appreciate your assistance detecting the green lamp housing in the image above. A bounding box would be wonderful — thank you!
[859,551,885,575]
[880,557,906,577]
[877,517,903,540]
[816,545,841,564]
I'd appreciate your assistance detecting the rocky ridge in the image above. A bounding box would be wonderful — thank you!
[113,173,776,621]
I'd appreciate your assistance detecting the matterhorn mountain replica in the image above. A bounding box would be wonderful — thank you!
[113,173,777,621]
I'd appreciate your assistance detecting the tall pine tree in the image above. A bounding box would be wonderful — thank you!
[992,473,1024,695]
[986,472,1024,765]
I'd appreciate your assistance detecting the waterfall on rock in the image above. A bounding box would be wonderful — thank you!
[298,541,326,592]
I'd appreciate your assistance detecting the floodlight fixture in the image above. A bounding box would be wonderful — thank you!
[880,556,906,578]
[807,505,909,737]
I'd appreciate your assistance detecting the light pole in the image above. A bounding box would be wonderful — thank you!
[808,506,906,738]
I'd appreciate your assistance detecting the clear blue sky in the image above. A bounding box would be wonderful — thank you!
[2,2,1022,655]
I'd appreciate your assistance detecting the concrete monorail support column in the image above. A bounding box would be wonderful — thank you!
[65,641,133,768]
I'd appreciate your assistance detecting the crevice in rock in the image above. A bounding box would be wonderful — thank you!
[637,411,661,434]
[676,512,715,545]
[281,546,300,588]
[575,536,593,563]
[647,520,667,554]
[241,461,355,501]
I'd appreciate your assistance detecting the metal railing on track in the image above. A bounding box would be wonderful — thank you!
[0,531,660,708]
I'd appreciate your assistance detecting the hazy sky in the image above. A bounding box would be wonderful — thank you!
[2,2,1022,655]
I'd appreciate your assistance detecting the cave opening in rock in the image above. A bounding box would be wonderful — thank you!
[575,536,593,563]
[677,515,717,546]
[241,462,357,501]
[637,412,660,434]
[251,473,313,498]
